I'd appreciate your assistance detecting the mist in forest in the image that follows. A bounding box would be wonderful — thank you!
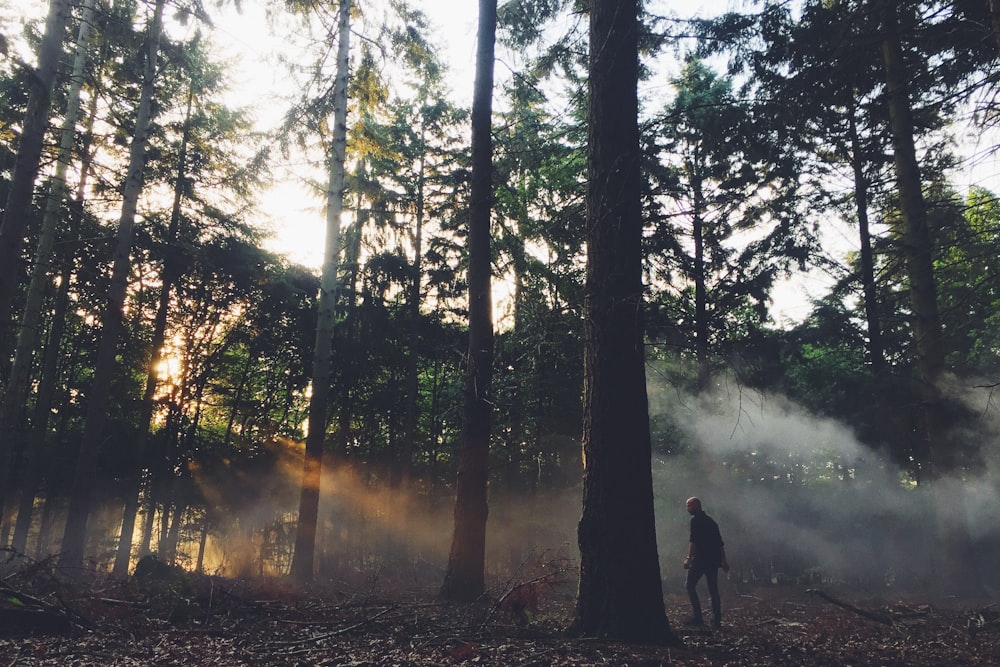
[71,369,998,602]
[648,372,1000,597]
[91,437,582,589]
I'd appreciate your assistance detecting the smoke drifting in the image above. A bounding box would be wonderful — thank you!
[648,373,1000,598]
[57,368,997,606]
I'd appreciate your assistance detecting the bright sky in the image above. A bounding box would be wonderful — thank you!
[203,1,735,270]
[202,0,483,269]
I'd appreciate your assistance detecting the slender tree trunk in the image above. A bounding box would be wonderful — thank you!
[139,485,157,557]
[289,0,351,583]
[0,0,73,349]
[15,94,98,556]
[195,519,209,573]
[113,85,195,577]
[507,265,524,492]
[59,0,166,569]
[572,0,676,645]
[401,131,427,488]
[848,108,885,375]
[0,0,96,487]
[0,0,73,522]
[34,495,56,558]
[692,178,710,393]
[440,0,497,603]
[162,500,186,565]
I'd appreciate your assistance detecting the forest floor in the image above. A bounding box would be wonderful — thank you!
[1,557,999,666]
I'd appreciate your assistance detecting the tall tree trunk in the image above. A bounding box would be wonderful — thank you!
[440,0,497,603]
[877,0,977,597]
[138,483,157,557]
[0,0,72,518]
[877,0,946,472]
[5,0,98,554]
[59,0,166,569]
[14,92,100,556]
[113,84,195,577]
[848,108,886,375]
[162,500,186,565]
[195,519,209,573]
[572,0,677,645]
[692,179,710,393]
[289,0,351,583]
[400,129,427,488]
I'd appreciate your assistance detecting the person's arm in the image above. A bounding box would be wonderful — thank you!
[720,544,730,572]
[683,542,695,568]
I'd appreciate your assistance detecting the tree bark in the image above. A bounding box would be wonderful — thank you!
[12,91,99,556]
[0,0,72,517]
[572,0,677,645]
[441,0,497,602]
[59,0,166,569]
[0,0,95,456]
[3,0,97,544]
[400,126,427,488]
[289,0,351,583]
[877,0,946,472]
[848,105,886,375]
[877,0,979,597]
[692,179,710,393]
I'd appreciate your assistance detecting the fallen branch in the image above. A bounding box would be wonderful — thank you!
[481,549,573,627]
[807,589,893,626]
[276,604,399,645]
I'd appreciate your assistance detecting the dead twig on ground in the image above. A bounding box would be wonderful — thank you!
[807,589,893,626]
[274,604,399,646]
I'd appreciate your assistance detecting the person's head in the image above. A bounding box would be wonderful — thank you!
[686,497,702,514]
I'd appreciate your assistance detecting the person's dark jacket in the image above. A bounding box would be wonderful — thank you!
[689,510,725,567]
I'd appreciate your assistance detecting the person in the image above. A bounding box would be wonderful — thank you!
[683,496,729,628]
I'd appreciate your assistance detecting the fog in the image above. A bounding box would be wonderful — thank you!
[65,369,999,603]
[648,373,1000,598]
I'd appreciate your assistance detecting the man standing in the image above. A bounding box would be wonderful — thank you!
[683,497,729,628]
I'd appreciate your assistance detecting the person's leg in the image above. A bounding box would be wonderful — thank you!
[705,567,721,627]
[685,565,705,624]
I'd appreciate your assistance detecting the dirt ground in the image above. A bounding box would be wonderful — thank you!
[1,563,998,666]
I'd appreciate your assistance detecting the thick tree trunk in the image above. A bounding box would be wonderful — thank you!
[877,0,978,597]
[440,0,497,603]
[877,0,946,471]
[572,0,677,645]
[59,0,166,569]
[289,0,351,583]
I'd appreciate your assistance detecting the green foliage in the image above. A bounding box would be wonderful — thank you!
[935,187,1000,377]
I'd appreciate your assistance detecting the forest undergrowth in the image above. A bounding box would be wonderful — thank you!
[0,550,998,666]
